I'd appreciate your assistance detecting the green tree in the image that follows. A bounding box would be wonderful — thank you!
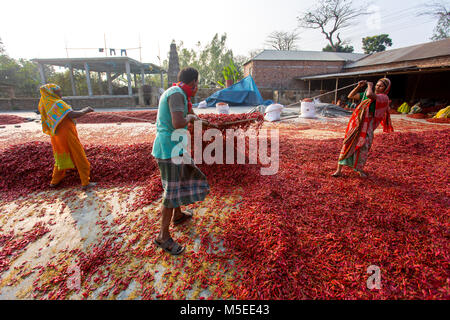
[322,43,354,52]
[198,34,235,86]
[0,39,56,97]
[362,34,393,54]
[173,34,241,87]
[15,59,43,96]
[0,55,52,97]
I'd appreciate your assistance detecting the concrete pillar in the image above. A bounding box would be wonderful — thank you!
[84,63,93,96]
[125,61,132,96]
[38,63,46,85]
[107,72,113,95]
[98,72,103,95]
[138,86,145,106]
[69,65,77,96]
[7,87,15,98]
[141,68,145,86]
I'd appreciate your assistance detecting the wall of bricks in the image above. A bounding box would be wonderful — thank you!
[244,60,345,90]
[193,88,218,103]
[0,98,39,111]
[0,96,138,111]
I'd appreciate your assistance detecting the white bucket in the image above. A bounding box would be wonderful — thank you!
[264,103,284,122]
[300,101,316,118]
[216,102,230,114]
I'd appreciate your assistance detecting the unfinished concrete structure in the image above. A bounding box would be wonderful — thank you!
[30,57,165,108]
[0,82,15,99]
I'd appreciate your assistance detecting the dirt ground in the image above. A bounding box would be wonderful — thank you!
[0,112,448,299]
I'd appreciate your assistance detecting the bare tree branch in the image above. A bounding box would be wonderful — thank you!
[418,1,450,40]
[298,0,367,51]
[265,30,300,50]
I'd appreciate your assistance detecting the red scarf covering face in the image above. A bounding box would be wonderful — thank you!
[339,78,393,162]
[172,82,198,113]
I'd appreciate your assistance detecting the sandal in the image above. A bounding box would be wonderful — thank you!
[82,182,97,190]
[331,172,342,178]
[357,170,368,178]
[154,237,185,255]
[173,211,193,225]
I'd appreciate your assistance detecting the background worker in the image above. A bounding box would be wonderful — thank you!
[38,84,96,190]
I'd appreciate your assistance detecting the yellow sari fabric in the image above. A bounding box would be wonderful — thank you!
[38,84,75,170]
[38,84,91,184]
[50,117,91,186]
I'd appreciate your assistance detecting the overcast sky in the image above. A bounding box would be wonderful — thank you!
[0,0,443,64]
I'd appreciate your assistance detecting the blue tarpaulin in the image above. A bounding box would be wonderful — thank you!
[199,76,273,108]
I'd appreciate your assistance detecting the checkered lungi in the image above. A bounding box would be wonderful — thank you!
[156,157,210,208]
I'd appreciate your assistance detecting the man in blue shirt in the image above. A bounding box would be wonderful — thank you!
[152,67,210,255]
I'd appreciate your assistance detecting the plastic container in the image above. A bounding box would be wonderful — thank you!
[216,102,230,114]
[264,104,284,122]
[198,100,208,109]
[300,101,316,118]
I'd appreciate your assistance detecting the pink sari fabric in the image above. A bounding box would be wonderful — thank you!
[339,79,393,165]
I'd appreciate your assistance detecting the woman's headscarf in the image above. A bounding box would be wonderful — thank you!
[378,78,391,95]
[38,84,72,136]
[377,78,393,132]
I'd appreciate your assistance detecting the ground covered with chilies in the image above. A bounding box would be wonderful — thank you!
[0,115,449,300]
[75,110,157,124]
[0,115,27,125]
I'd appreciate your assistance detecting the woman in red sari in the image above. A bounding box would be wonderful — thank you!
[332,78,393,178]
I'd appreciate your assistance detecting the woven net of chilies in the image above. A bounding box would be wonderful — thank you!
[188,112,265,165]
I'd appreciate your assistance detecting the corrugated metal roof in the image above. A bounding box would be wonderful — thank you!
[345,38,450,69]
[245,50,366,64]
[298,66,419,80]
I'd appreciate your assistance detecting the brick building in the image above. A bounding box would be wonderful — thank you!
[243,50,366,90]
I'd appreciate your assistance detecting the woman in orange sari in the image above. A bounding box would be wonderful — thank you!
[38,84,96,190]
[332,78,393,178]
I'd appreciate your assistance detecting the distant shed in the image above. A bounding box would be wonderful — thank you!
[299,38,450,104]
